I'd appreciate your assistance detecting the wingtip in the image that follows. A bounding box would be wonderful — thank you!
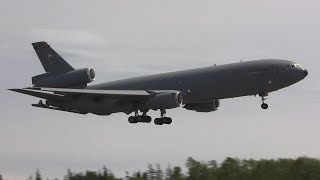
[8,89,24,94]
[8,88,35,92]
[8,88,18,91]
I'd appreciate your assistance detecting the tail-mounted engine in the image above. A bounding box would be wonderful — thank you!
[32,68,95,88]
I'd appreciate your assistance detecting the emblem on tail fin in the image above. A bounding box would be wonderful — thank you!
[48,53,58,64]
[32,41,74,73]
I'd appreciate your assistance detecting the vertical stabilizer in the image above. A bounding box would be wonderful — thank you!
[32,41,74,73]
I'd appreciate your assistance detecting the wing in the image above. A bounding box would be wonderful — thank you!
[31,87,152,96]
[9,87,180,102]
[9,87,181,115]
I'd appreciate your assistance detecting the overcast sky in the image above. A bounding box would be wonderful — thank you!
[1,0,320,179]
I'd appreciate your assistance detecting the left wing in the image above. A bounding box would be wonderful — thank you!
[10,87,180,100]
[29,87,180,96]
[9,87,182,115]
[31,87,151,96]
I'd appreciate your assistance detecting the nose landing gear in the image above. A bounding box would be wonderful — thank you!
[260,93,269,110]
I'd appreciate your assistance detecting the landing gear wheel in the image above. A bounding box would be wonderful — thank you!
[163,117,172,124]
[128,116,137,123]
[154,118,164,125]
[261,103,268,109]
[142,116,152,123]
[155,109,173,125]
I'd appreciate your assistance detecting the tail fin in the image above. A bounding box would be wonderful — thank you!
[32,41,74,73]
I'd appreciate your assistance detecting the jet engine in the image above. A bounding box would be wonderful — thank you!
[146,92,183,110]
[184,99,220,112]
[32,68,95,88]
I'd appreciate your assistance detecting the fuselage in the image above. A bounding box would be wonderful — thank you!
[88,59,308,104]
[11,42,310,123]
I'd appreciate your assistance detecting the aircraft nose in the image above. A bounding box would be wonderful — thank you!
[304,69,308,76]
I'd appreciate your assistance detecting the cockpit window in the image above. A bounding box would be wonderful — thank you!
[289,63,302,69]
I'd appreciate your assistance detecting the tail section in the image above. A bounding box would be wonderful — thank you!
[31,41,95,88]
[32,41,74,73]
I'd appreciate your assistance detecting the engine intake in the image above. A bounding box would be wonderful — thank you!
[32,68,95,88]
[146,92,183,110]
[184,99,220,112]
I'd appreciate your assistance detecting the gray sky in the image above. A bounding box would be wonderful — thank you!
[1,0,320,179]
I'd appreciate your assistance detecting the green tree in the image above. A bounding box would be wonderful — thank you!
[147,164,156,180]
[165,165,173,180]
[172,167,184,180]
[85,170,98,179]
[101,166,115,180]
[129,171,147,180]
[35,169,42,180]
[155,164,163,180]
[64,169,73,180]
[186,157,209,180]
[207,160,218,180]
[186,157,200,180]
[217,157,242,180]
[21,156,320,180]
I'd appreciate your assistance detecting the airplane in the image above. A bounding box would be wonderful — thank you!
[9,41,308,125]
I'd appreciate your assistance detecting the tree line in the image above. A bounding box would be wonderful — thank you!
[1,156,320,180]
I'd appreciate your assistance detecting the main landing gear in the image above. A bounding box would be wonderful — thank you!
[154,109,172,125]
[128,111,152,123]
[128,109,173,125]
[260,93,269,110]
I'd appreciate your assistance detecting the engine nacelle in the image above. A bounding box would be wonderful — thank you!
[32,68,95,88]
[184,99,220,112]
[146,92,183,110]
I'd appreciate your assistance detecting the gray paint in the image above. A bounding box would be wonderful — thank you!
[10,45,308,117]
[32,42,74,74]
[89,59,307,103]
[1,1,319,179]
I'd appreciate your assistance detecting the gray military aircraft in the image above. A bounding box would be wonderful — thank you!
[9,42,308,125]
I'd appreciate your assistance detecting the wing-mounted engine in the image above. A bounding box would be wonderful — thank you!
[145,92,183,110]
[183,99,220,112]
[32,68,95,88]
